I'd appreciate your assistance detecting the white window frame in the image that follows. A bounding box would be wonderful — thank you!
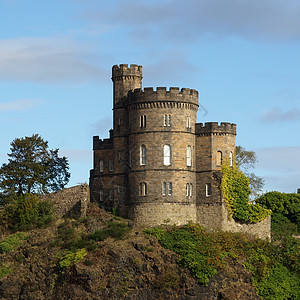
[100,160,104,173]
[140,145,146,165]
[162,182,166,196]
[186,183,189,196]
[168,182,172,195]
[187,145,192,167]
[163,144,171,166]
[206,183,212,197]
[186,116,191,129]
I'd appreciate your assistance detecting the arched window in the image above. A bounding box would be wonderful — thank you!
[190,183,193,197]
[206,183,212,197]
[140,182,147,196]
[162,182,166,196]
[100,160,104,173]
[229,151,233,167]
[217,151,222,166]
[140,145,146,165]
[163,145,171,166]
[187,145,192,166]
[168,182,172,195]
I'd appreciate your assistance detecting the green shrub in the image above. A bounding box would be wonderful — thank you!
[0,265,12,279]
[57,248,87,272]
[0,232,28,253]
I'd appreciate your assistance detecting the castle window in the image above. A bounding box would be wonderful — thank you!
[100,189,104,202]
[186,116,191,129]
[162,182,166,196]
[190,183,193,197]
[206,183,212,197]
[100,160,104,173]
[229,151,233,167]
[140,182,147,196]
[187,146,192,166]
[140,145,146,165]
[168,182,172,195]
[164,115,171,127]
[140,115,146,128]
[186,183,189,196]
[163,145,171,165]
[217,151,222,166]
[109,160,114,172]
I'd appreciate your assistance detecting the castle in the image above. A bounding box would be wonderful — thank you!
[89,64,270,239]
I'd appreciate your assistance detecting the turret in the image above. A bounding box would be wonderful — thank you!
[112,64,143,107]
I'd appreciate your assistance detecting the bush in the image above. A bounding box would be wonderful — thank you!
[0,265,12,279]
[57,248,87,272]
[0,232,28,253]
[0,193,54,231]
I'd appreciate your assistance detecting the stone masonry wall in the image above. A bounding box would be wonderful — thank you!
[41,184,90,218]
[197,202,271,240]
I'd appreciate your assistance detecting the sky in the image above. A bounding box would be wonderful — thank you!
[0,0,299,193]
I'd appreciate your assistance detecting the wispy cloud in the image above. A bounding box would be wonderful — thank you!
[0,99,44,111]
[260,107,300,123]
[0,37,107,84]
[85,0,300,43]
[91,117,112,137]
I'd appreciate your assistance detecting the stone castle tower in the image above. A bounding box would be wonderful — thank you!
[89,64,270,238]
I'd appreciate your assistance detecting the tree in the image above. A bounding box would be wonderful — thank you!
[235,146,264,199]
[0,134,70,197]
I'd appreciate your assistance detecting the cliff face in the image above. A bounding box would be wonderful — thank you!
[0,203,259,300]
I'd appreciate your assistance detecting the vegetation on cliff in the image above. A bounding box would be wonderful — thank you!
[221,164,271,223]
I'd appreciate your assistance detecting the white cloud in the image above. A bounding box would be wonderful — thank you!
[0,37,107,84]
[0,99,44,111]
[260,107,300,123]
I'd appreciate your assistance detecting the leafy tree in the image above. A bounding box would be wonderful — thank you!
[0,134,70,198]
[236,146,264,198]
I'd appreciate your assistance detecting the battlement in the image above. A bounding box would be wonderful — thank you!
[93,135,113,150]
[195,122,236,135]
[128,87,199,106]
[112,64,143,79]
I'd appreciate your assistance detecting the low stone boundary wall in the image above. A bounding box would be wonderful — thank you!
[41,184,90,218]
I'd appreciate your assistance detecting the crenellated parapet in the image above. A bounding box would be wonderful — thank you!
[112,64,143,81]
[127,87,199,108]
[93,135,113,150]
[196,122,236,136]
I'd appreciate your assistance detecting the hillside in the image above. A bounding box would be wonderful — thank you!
[0,199,298,299]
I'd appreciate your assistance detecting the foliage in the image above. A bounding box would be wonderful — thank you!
[0,134,70,198]
[0,193,54,230]
[257,191,300,232]
[221,164,270,223]
[0,265,12,279]
[57,248,87,272]
[154,270,180,290]
[0,232,28,253]
[146,223,300,299]
[236,146,264,198]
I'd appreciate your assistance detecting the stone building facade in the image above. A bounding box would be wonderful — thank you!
[89,64,270,239]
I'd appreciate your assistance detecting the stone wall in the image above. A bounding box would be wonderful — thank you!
[197,202,271,240]
[129,202,196,226]
[41,184,90,218]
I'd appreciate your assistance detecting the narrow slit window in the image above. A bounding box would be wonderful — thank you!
[186,183,189,196]
[100,160,104,173]
[190,183,193,197]
[168,115,171,126]
[100,190,104,202]
[217,151,222,166]
[140,145,146,165]
[168,182,172,195]
[109,160,114,172]
[140,182,147,196]
[140,115,146,128]
[206,183,212,197]
[229,151,233,167]
[164,115,167,127]
[163,145,171,166]
[187,145,192,166]
[162,182,166,196]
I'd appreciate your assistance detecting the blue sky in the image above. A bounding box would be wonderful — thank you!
[0,0,299,193]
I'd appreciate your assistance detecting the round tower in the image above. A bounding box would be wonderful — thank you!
[127,87,199,226]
